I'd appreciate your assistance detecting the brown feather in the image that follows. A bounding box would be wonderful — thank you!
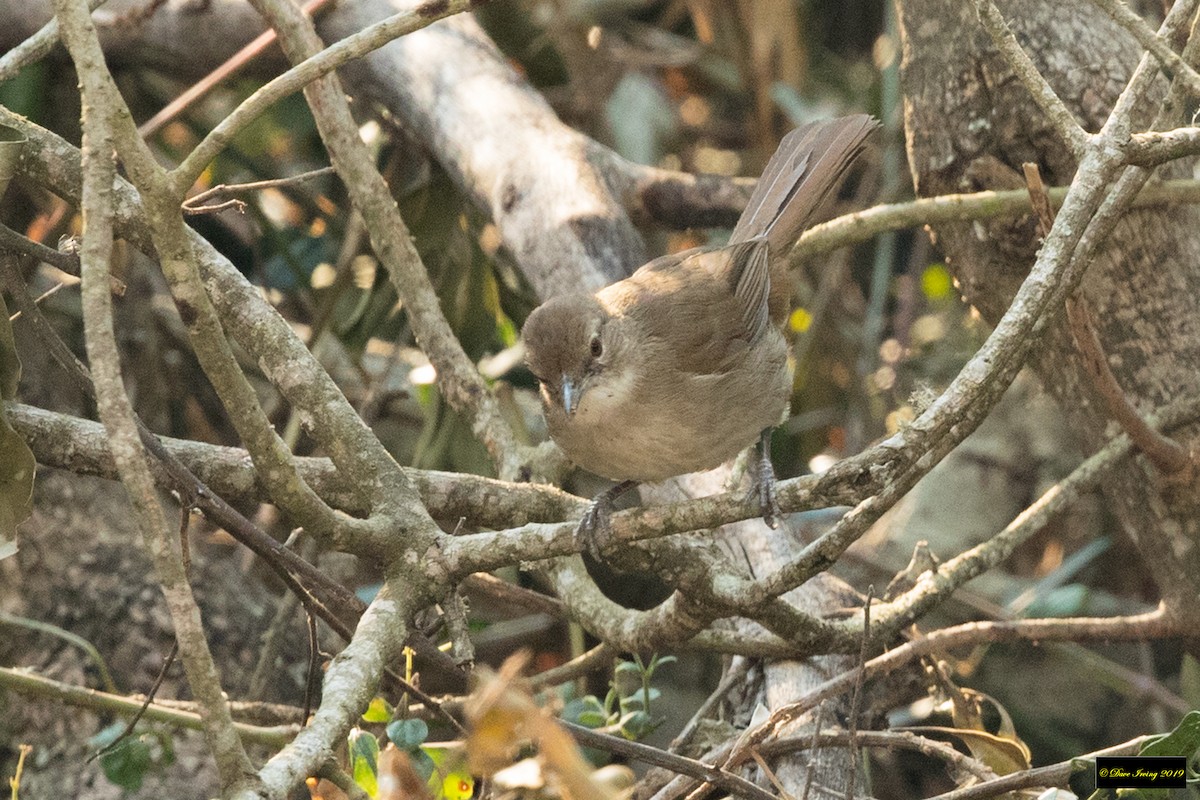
[732,114,879,324]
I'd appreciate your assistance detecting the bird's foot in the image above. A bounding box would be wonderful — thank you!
[748,431,782,529]
[576,480,638,559]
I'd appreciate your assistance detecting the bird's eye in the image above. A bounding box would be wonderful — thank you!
[590,336,603,358]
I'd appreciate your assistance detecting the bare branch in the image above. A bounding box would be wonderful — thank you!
[139,0,337,139]
[0,0,104,81]
[722,607,1178,772]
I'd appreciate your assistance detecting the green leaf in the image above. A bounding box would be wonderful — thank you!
[617,710,655,740]
[613,660,642,678]
[362,696,393,723]
[88,724,173,793]
[409,747,436,784]
[619,687,661,712]
[98,737,152,792]
[386,717,429,750]
[647,655,677,673]
[1023,584,1091,617]
[1140,711,1200,757]
[1134,711,1200,799]
[603,686,620,715]
[349,727,380,798]
[899,726,1030,775]
[562,696,608,728]
[423,746,474,800]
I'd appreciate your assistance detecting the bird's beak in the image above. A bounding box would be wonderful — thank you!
[561,375,580,416]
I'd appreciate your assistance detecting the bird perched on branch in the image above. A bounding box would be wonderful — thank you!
[523,116,877,551]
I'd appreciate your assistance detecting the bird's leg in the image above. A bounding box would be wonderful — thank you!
[576,479,638,559]
[749,429,782,529]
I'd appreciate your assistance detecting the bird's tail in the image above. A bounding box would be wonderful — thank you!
[730,115,877,326]
[731,115,878,252]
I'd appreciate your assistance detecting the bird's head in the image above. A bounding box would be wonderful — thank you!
[522,293,617,417]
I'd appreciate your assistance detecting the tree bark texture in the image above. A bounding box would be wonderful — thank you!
[897,0,1200,619]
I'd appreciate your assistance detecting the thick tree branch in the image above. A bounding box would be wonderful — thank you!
[0,107,434,559]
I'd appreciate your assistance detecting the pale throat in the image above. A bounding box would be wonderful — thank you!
[571,365,637,422]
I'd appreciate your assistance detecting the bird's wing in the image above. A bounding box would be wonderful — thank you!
[603,245,767,377]
[689,239,771,344]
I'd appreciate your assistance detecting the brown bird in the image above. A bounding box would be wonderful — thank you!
[523,116,877,548]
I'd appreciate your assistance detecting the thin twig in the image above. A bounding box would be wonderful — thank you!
[762,729,998,783]
[800,706,824,800]
[794,178,1200,261]
[88,641,179,763]
[2,244,468,716]
[562,720,779,800]
[670,657,752,754]
[182,197,246,215]
[926,735,1151,800]
[91,504,197,762]
[0,0,105,81]
[302,611,320,726]
[527,644,616,691]
[0,666,295,745]
[171,0,491,194]
[9,279,70,321]
[0,223,81,274]
[242,0,525,482]
[462,573,569,618]
[182,165,336,212]
[727,607,1176,770]
[0,609,118,694]
[1065,296,1190,472]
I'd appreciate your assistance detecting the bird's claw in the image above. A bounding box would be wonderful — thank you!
[575,480,637,560]
[749,432,782,529]
[576,497,615,560]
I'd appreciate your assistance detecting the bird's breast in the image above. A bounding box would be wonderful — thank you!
[543,335,791,482]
